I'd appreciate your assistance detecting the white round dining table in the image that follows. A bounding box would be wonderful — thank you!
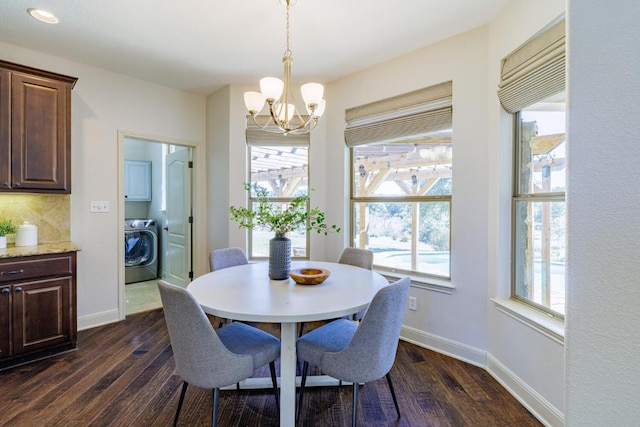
[187,260,388,427]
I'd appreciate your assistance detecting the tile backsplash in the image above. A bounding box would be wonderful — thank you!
[0,194,70,243]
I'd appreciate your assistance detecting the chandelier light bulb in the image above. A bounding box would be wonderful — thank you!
[301,82,324,108]
[244,91,266,114]
[260,77,284,102]
[275,103,296,122]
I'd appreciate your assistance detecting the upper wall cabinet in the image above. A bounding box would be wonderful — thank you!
[124,160,152,201]
[0,60,77,194]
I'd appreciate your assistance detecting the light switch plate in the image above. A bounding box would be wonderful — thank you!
[90,201,110,213]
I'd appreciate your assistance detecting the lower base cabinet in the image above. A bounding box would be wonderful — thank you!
[0,252,77,370]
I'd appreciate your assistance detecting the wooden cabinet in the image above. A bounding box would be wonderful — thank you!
[0,252,77,369]
[124,159,152,201]
[0,60,77,194]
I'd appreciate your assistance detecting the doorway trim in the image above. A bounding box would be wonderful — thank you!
[117,130,207,320]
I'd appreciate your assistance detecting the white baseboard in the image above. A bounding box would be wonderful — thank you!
[78,308,120,331]
[400,325,564,427]
[486,354,564,427]
[400,325,487,367]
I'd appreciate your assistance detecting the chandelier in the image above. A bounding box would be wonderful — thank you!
[243,0,326,135]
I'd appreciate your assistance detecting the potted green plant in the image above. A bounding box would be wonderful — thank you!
[229,182,340,279]
[0,219,17,249]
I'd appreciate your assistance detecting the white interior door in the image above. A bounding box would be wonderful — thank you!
[165,148,192,287]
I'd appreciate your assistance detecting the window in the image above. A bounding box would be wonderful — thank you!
[346,82,453,279]
[351,143,451,278]
[513,94,566,316]
[247,144,310,259]
[498,16,566,317]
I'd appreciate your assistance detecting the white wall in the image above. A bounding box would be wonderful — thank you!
[565,0,640,424]
[0,42,206,329]
[207,87,231,253]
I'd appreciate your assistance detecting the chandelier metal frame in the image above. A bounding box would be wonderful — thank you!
[244,0,325,135]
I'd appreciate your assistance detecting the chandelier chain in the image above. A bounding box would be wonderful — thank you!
[285,2,291,56]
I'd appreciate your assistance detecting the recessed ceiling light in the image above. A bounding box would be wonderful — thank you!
[27,8,59,24]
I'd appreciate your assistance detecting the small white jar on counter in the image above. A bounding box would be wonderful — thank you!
[15,221,38,247]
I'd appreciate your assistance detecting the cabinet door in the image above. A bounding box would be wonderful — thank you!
[12,277,72,355]
[11,73,71,192]
[124,160,152,201]
[0,70,9,189]
[0,285,10,359]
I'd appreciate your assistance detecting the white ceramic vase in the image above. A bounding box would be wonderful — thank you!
[0,235,6,249]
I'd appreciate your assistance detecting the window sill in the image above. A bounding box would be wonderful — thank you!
[378,270,455,294]
[491,298,564,344]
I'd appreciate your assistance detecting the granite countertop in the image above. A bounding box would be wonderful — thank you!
[0,242,81,259]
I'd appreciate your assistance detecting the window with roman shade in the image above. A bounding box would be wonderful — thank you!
[500,16,567,318]
[346,81,453,279]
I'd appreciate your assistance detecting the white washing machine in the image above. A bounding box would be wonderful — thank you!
[124,219,158,284]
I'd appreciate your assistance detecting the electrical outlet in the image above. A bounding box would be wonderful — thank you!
[409,296,417,311]
[90,201,110,213]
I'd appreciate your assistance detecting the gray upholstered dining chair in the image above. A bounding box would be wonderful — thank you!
[209,247,249,327]
[209,247,248,271]
[157,280,280,427]
[298,247,375,337]
[295,276,410,426]
[338,247,374,321]
[337,247,374,270]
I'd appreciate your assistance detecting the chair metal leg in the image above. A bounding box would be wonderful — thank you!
[352,382,359,427]
[269,361,280,411]
[296,361,309,423]
[174,381,189,426]
[385,373,401,419]
[212,388,220,427]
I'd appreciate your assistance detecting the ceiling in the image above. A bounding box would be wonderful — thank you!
[0,0,510,95]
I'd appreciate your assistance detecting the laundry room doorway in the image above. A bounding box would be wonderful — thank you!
[120,134,194,316]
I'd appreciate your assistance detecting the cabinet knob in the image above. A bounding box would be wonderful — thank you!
[0,182,8,187]
[14,287,22,293]
[1,288,9,295]
[13,182,20,187]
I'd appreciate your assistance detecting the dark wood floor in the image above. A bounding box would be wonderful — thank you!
[0,309,542,426]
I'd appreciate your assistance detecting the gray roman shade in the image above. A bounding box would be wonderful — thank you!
[246,115,310,146]
[344,81,453,147]
[498,17,565,113]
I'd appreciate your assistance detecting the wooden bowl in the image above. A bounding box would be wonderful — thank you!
[288,268,330,285]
